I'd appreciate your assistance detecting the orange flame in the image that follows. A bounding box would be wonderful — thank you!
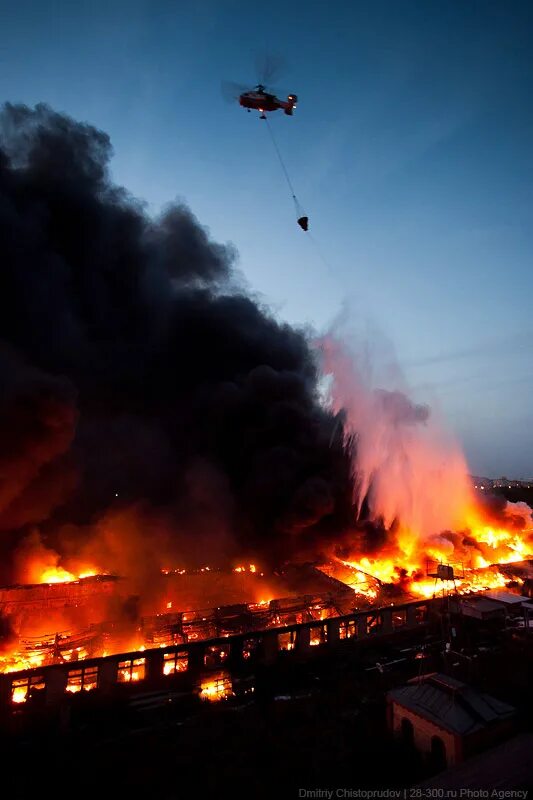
[336,500,532,600]
[34,564,98,584]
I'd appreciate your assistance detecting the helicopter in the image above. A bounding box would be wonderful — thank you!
[222,80,298,119]
[238,84,298,118]
[222,55,308,231]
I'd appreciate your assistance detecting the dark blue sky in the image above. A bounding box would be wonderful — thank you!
[1,0,532,476]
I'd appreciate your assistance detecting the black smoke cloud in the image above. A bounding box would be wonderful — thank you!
[0,103,353,580]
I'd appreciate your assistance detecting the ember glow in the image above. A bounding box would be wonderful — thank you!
[200,672,233,701]
[12,684,28,703]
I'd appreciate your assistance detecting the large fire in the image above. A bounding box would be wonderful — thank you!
[1,338,532,681]
[333,500,533,600]
[334,497,533,597]
[0,503,531,681]
[15,543,101,586]
[319,333,533,600]
[37,566,99,584]
[2,103,532,712]
[0,562,286,676]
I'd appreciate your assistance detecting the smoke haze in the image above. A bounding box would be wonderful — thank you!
[320,316,474,546]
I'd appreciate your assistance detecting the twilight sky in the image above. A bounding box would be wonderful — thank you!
[1,0,532,477]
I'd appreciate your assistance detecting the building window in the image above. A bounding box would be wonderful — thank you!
[200,672,233,702]
[366,613,383,634]
[415,605,428,623]
[392,609,406,628]
[66,666,98,693]
[204,644,229,668]
[117,657,146,683]
[11,675,45,704]
[242,637,260,660]
[339,619,357,640]
[310,625,327,646]
[163,651,188,675]
[278,631,296,651]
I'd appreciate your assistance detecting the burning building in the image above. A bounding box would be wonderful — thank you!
[0,103,532,723]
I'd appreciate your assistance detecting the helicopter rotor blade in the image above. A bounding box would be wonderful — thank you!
[254,51,288,87]
[220,80,251,103]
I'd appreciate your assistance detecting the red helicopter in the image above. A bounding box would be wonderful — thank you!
[222,80,298,119]
[222,58,308,231]
[222,54,297,119]
[238,84,298,119]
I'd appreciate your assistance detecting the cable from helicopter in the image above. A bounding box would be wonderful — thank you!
[263,114,308,231]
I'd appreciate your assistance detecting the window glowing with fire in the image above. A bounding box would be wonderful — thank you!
[242,637,260,660]
[392,609,407,628]
[200,672,232,702]
[11,675,45,704]
[204,644,229,667]
[366,613,383,634]
[66,666,98,693]
[310,625,327,646]
[117,657,146,683]
[278,630,296,651]
[163,651,188,675]
[339,619,356,640]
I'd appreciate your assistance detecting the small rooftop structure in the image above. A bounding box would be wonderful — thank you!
[426,560,465,581]
[388,672,515,768]
[450,590,530,621]
[389,672,514,736]
[454,596,506,621]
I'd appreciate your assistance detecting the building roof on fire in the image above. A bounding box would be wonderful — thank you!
[388,673,515,736]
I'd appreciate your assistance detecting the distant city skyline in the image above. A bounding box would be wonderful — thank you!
[1,0,532,475]
[471,475,533,488]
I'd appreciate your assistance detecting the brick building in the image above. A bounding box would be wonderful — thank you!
[387,672,515,769]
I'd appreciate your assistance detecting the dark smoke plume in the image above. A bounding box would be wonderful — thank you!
[0,103,353,581]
